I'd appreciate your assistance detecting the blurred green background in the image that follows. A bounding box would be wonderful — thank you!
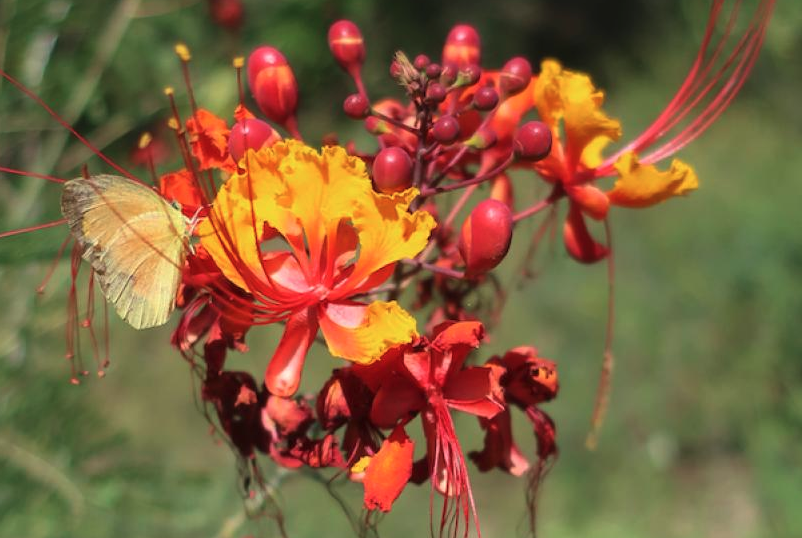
[1,0,801,536]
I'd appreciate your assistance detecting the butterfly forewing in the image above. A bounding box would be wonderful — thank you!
[61,174,188,329]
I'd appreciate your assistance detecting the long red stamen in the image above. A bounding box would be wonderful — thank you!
[597,0,775,173]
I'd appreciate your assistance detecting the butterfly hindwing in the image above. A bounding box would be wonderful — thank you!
[61,174,188,329]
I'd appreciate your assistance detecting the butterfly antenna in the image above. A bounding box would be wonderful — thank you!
[0,70,139,182]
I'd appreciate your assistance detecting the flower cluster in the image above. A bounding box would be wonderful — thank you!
[0,1,774,536]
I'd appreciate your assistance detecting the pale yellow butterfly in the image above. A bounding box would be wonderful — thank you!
[61,174,191,329]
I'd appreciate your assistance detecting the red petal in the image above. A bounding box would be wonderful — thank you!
[363,426,414,513]
[159,169,205,217]
[469,409,531,477]
[443,366,504,419]
[563,203,608,264]
[264,307,318,397]
[370,375,424,428]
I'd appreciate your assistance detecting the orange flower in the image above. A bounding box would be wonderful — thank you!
[199,140,436,396]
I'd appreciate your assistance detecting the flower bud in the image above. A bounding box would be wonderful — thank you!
[373,147,413,193]
[328,20,366,73]
[208,0,243,30]
[229,118,281,162]
[440,62,459,86]
[425,63,442,79]
[514,121,552,161]
[473,85,499,110]
[247,46,298,126]
[460,64,482,86]
[343,93,370,119]
[425,82,447,104]
[459,199,513,276]
[442,24,481,68]
[432,115,460,144]
[500,57,532,96]
[413,54,430,70]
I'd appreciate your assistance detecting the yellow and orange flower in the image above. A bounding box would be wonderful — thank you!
[531,60,700,262]
[199,140,436,396]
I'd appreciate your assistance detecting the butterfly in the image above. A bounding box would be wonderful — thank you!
[61,174,191,329]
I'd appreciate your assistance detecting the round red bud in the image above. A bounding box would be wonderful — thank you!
[425,82,447,104]
[414,54,430,70]
[432,115,460,144]
[373,147,413,193]
[514,121,552,161]
[442,24,481,68]
[425,63,442,79]
[500,57,532,96]
[328,20,365,72]
[459,199,513,276]
[208,0,244,30]
[343,93,370,119]
[229,118,280,162]
[473,85,499,110]
[247,46,298,126]
[461,64,482,86]
[440,61,459,86]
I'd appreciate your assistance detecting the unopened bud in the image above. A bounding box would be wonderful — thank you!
[473,85,499,110]
[459,199,513,276]
[328,20,365,73]
[247,46,299,126]
[440,62,459,86]
[413,54,430,70]
[500,57,532,96]
[432,115,460,144]
[208,0,244,30]
[442,24,481,68]
[373,147,413,193]
[343,93,370,119]
[425,63,442,79]
[229,118,281,162]
[425,82,447,104]
[514,121,551,161]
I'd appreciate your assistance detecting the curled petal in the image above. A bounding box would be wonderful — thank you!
[318,300,417,364]
[564,183,609,221]
[363,426,414,513]
[443,366,504,419]
[608,152,699,208]
[265,307,319,396]
[370,375,424,428]
[563,203,608,264]
[470,409,530,477]
[534,60,621,158]
[186,109,236,171]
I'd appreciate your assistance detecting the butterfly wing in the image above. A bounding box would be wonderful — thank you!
[61,174,189,329]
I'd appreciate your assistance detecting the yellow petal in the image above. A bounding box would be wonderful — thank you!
[345,187,436,290]
[534,59,621,160]
[608,152,699,208]
[318,300,417,364]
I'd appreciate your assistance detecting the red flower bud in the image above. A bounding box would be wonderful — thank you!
[440,62,459,86]
[473,85,499,110]
[499,57,532,96]
[432,115,460,144]
[459,199,514,276]
[514,121,552,161]
[373,147,413,193]
[343,93,370,119]
[425,82,447,104]
[208,0,243,30]
[461,64,482,87]
[442,24,481,68]
[413,54,430,70]
[425,63,442,79]
[328,20,366,73]
[228,118,281,162]
[247,46,299,126]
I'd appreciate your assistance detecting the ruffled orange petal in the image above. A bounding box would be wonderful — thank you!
[608,152,699,208]
[186,108,236,172]
[363,426,414,513]
[318,300,418,364]
[159,168,204,217]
